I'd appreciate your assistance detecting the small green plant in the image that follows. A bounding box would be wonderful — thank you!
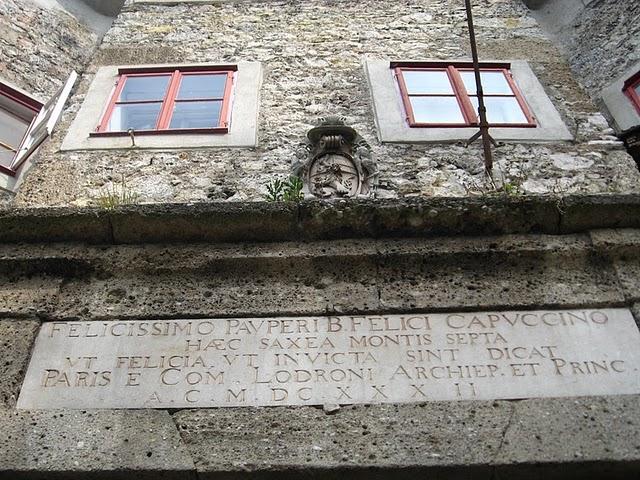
[502,182,520,196]
[283,176,303,202]
[93,175,140,210]
[265,176,304,203]
[265,178,286,202]
[462,175,525,197]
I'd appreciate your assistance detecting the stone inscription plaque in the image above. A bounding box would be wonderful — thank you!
[17,309,640,409]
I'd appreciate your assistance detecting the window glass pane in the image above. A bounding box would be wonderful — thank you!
[119,76,170,102]
[635,84,640,97]
[178,74,227,99]
[402,70,453,94]
[108,103,162,131]
[169,101,222,129]
[410,96,465,124]
[461,71,512,95]
[0,147,15,168]
[0,107,29,151]
[470,97,528,124]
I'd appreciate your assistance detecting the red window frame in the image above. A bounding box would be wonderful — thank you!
[92,65,237,137]
[623,71,640,116]
[391,62,536,128]
[0,83,43,176]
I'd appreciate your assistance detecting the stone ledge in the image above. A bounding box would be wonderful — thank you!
[173,402,507,479]
[589,229,640,304]
[173,395,640,479]
[0,235,625,320]
[0,195,639,245]
[0,410,196,479]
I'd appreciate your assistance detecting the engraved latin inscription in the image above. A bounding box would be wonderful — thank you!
[17,309,640,409]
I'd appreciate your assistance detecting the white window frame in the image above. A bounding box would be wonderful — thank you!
[61,62,262,151]
[600,61,640,134]
[365,58,573,143]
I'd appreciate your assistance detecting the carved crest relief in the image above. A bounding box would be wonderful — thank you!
[293,116,377,199]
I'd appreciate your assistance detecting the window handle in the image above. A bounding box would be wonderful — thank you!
[0,140,17,152]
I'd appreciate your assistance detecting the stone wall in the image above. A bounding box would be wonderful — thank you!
[0,0,97,100]
[0,0,107,203]
[11,0,640,207]
[527,0,640,94]
[0,199,640,477]
[562,0,639,94]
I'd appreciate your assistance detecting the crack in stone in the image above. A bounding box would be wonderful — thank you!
[106,213,116,244]
[167,409,200,480]
[494,402,517,463]
[374,244,383,311]
[489,402,518,480]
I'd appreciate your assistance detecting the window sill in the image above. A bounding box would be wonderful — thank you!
[0,165,17,177]
[89,127,229,137]
[408,123,537,129]
[365,58,573,144]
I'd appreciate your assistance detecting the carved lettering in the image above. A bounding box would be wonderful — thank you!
[17,309,640,409]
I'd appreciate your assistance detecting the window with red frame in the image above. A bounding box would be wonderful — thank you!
[94,66,236,136]
[0,72,77,180]
[0,84,41,174]
[623,71,640,115]
[393,63,536,128]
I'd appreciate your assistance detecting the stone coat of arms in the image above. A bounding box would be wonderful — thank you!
[293,116,378,199]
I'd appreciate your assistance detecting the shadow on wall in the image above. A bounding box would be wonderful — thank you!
[30,0,126,35]
[522,0,548,8]
[74,0,125,17]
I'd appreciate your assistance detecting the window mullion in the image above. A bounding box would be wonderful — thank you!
[503,69,536,126]
[97,76,127,133]
[447,66,476,125]
[394,68,417,125]
[627,84,640,114]
[157,71,181,130]
[218,71,235,129]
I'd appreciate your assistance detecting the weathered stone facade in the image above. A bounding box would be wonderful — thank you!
[528,0,640,94]
[5,0,640,207]
[0,0,98,100]
[528,0,640,164]
[0,0,110,203]
[1,197,640,477]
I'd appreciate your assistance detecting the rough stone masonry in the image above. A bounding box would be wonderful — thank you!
[6,0,640,206]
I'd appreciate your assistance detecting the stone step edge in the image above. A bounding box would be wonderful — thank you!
[0,194,639,244]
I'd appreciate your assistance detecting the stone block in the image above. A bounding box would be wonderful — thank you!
[589,229,640,303]
[0,320,39,408]
[0,278,63,318]
[0,409,195,479]
[0,207,112,244]
[590,229,640,253]
[561,195,640,233]
[611,257,640,303]
[0,198,640,246]
[1,234,627,320]
[494,395,640,479]
[377,235,624,311]
[298,196,561,241]
[174,396,640,479]
[109,202,299,244]
[50,241,380,319]
[173,402,508,479]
